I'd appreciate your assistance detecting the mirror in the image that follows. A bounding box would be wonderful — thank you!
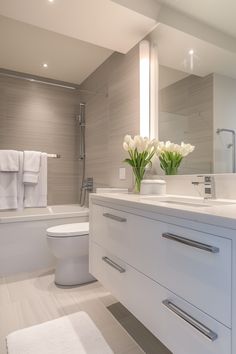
[148,15,236,174]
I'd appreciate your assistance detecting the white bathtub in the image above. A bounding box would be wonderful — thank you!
[0,205,89,276]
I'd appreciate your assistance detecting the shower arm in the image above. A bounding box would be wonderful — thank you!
[216,128,236,173]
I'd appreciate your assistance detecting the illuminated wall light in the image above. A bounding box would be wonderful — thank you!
[139,40,150,138]
[150,43,159,139]
[42,63,48,68]
[188,49,194,70]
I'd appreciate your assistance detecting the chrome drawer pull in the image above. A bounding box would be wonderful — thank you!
[102,256,126,273]
[103,213,127,223]
[162,233,219,253]
[162,300,218,342]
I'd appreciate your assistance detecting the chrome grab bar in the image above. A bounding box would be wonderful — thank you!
[162,233,219,253]
[103,213,127,223]
[102,257,126,273]
[162,300,218,341]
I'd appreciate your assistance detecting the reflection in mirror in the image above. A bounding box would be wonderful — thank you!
[148,22,236,174]
[159,66,213,175]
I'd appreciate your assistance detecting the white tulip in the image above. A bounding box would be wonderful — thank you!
[129,138,136,150]
[123,142,129,151]
[124,135,132,144]
[133,135,142,152]
[123,135,160,154]
[155,140,195,157]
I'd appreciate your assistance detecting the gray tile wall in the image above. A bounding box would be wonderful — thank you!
[0,45,140,204]
[79,45,140,191]
[0,76,81,205]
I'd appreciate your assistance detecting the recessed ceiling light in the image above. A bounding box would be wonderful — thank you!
[188,49,194,55]
[48,0,54,2]
[42,63,48,68]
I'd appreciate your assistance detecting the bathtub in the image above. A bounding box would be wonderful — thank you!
[0,205,89,276]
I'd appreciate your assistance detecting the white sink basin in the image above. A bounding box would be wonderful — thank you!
[141,196,236,208]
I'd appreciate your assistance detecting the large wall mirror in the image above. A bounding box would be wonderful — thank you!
[148,6,236,175]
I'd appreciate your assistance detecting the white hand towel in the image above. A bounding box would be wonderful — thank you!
[23,151,41,184]
[23,151,41,172]
[0,150,19,172]
[0,172,18,209]
[17,151,24,210]
[24,153,47,208]
[0,151,23,210]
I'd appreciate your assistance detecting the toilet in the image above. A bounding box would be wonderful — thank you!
[47,222,94,286]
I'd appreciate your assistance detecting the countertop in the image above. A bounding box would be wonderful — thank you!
[90,193,236,231]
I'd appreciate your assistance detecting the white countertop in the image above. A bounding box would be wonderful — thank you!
[91,193,236,230]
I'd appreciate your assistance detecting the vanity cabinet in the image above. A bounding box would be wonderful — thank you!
[89,197,233,354]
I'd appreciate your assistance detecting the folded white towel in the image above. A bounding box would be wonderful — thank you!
[23,151,41,184]
[0,173,18,209]
[0,151,23,210]
[24,153,47,208]
[17,151,24,210]
[0,150,19,172]
[6,311,114,354]
[23,172,39,184]
[23,151,41,172]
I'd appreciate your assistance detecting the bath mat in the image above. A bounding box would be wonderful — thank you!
[6,311,113,354]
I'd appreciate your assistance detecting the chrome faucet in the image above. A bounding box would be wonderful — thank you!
[192,175,216,199]
[82,177,93,192]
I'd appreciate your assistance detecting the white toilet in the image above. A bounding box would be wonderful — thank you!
[47,222,94,286]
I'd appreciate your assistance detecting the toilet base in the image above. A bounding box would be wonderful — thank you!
[54,256,95,286]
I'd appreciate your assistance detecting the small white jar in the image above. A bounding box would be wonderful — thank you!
[140,179,166,195]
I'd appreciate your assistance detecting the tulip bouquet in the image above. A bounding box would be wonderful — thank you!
[156,141,195,175]
[123,135,157,192]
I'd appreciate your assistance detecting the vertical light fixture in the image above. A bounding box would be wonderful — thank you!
[139,40,150,138]
[150,42,159,139]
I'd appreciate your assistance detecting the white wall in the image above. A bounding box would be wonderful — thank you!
[214,74,236,173]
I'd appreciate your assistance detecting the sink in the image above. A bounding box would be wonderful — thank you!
[140,196,236,208]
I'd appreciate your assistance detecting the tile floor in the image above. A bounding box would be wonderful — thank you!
[0,269,171,354]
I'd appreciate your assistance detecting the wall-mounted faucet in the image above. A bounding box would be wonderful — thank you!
[216,128,236,173]
[192,175,216,199]
[82,177,93,192]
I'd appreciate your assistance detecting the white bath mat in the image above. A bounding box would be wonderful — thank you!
[6,311,114,354]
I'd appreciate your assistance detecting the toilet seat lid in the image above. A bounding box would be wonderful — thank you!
[47,222,89,237]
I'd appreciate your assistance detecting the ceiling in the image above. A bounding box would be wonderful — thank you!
[2,0,236,86]
[149,23,236,79]
[0,0,157,84]
[0,0,157,53]
[159,0,236,39]
[0,15,113,85]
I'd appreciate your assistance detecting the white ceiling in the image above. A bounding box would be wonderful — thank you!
[0,0,157,54]
[2,0,236,86]
[160,0,236,39]
[0,0,157,84]
[0,15,113,85]
[149,23,236,79]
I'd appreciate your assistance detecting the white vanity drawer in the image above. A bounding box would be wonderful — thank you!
[91,204,232,327]
[90,242,231,354]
